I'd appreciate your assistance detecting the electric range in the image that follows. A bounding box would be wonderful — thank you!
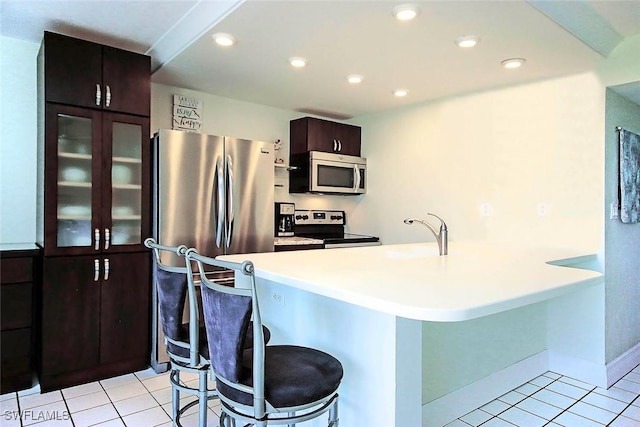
[294,209,380,248]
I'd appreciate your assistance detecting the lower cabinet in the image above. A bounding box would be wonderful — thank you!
[40,252,149,391]
[1,248,40,394]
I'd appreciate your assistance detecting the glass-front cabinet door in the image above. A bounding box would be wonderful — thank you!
[46,105,101,256]
[104,113,150,252]
[57,114,94,248]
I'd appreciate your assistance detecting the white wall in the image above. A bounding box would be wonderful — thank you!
[0,36,39,245]
[352,72,605,250]
[604,89,640,363]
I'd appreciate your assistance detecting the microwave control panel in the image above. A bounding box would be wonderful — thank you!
[294,210,345,225]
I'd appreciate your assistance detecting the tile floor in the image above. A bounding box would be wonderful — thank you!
[1,365,639,427]
[447,365,640,427]
[0,368,221,427]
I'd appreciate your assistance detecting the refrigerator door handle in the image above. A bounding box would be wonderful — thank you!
[215,155,225,248]
[225,155,234,248]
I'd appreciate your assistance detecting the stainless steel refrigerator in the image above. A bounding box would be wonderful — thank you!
[150,128,274,370]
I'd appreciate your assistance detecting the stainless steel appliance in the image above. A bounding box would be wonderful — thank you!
[294,209,380,248]
[150,128,274,370]
[275,202,295,237]
[289,151,367,194]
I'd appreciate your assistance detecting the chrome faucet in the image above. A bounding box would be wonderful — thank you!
[404,213,448,256]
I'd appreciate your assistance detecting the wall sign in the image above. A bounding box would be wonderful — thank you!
[172,95,203,133]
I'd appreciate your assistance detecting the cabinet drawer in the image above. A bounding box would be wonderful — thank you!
[1,283,32,330]
[1,257,32,284]
[0,329,32,394]
[1,329,32,360]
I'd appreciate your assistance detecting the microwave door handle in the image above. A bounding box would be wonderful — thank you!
[215,156,224,248]
[225,155,234,248]
[353,164,361,193]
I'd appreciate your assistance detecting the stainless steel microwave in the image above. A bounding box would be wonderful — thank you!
[289,151,367,195]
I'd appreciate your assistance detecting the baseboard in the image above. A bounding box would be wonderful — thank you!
[548,351,607,388]
[548,342,640,389]
[422,351,549,427]
[606,341,640,388]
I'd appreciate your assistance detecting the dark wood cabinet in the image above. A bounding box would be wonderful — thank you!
[42,31,150,117]
[41,256,100,376]
[37,31,151,391]
[40,253,149,390]
[1,249,40,394]
[290,117,361,156]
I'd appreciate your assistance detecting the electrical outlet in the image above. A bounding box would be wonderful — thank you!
[610,203,620,220]
[272,291,285,307]
[480,203,491,217]
[537,203,549,217]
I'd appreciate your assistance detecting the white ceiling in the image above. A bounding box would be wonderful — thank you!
[2,0,639,119]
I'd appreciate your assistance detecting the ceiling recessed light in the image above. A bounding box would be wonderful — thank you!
[212,33,236,47]
[455,35,481,48]
[289,57,307,68]
[501,58,526,69]
[394,89,408,97]
[393,4,419,21]
[347,75,363,84]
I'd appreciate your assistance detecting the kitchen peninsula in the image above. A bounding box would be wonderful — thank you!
[222,242,604,426]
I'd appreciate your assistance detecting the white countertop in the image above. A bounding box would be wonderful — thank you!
[221,242,603,322]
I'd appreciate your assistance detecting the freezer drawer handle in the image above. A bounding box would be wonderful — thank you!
[94,259,100,282]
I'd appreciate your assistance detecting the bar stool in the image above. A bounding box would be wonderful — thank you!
[186,248,343,427]
[145,238,215,427]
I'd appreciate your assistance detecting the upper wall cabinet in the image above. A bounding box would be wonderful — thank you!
[290,117,361,156]
[42,31,150,117]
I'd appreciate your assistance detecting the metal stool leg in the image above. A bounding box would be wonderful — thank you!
[328,397,339,427]
[171,370,180,427]
[198,369,208,427]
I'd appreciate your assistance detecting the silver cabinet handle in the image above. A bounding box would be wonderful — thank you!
[96,84,101,106]
[94,259,100,282]
[104,258,110,281]
[225,155,234,248]
[338,140,342,152]
[333,139,338,152]
[104,228,110,250]
[94,228,100,250]
[105,85,111,107]
[215,156,224,248]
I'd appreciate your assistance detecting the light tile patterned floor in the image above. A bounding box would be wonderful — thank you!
[1,365,639,427]
[0,368,222,427]
[448,365,640,427]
